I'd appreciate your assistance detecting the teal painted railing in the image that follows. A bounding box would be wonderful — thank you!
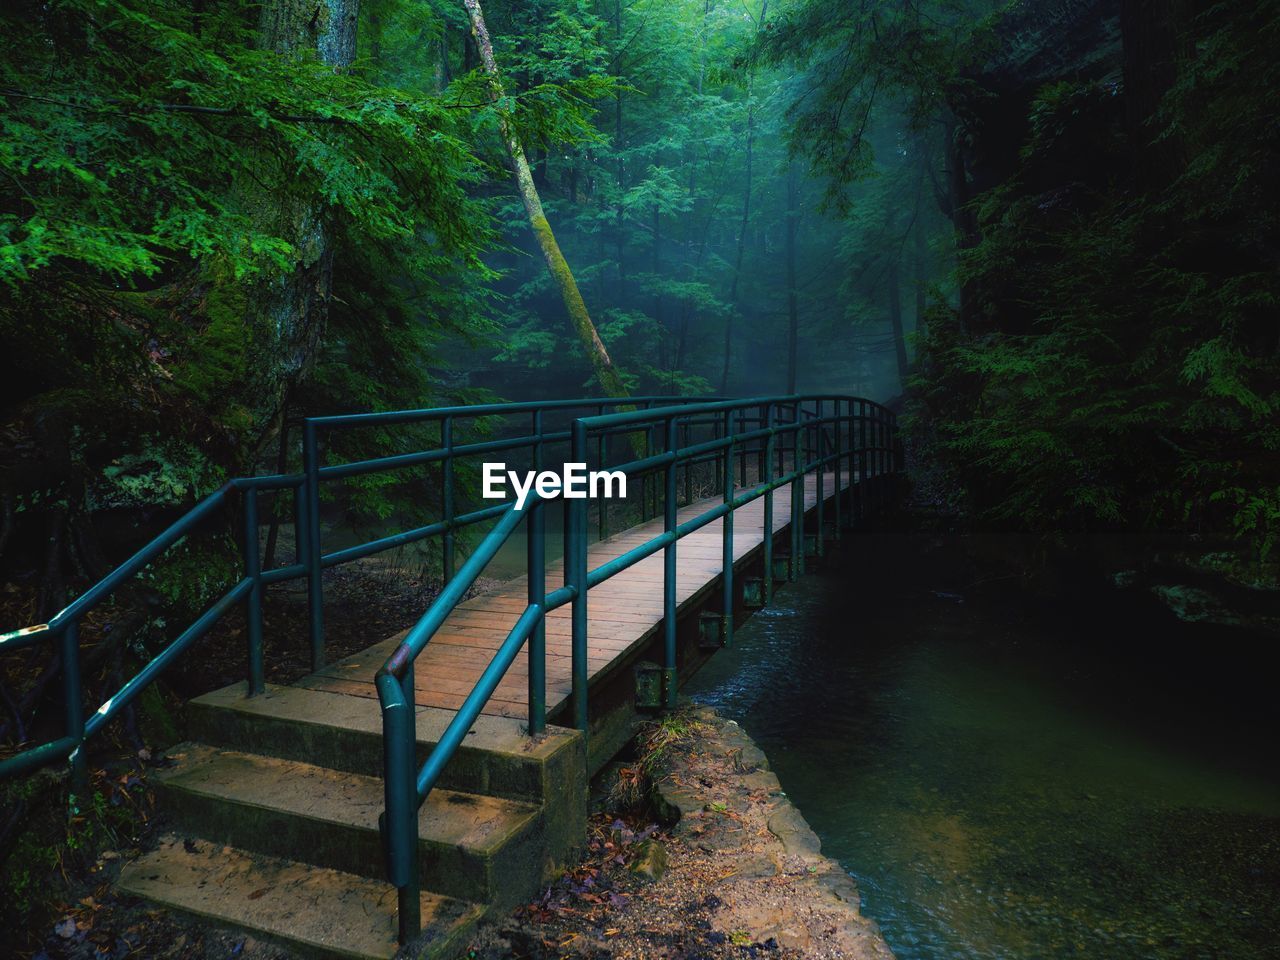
[0,393,901,945]
[374,395,900,941]
[0,396,724,785]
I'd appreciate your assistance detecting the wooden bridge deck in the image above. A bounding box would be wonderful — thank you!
[293,470,848,719]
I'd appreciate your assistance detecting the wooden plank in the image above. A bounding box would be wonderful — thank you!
[288,472,851,717]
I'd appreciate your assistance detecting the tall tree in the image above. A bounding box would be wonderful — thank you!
[720,0,767,393]
[887,258,908,388]
[784,161,799,393]
[462,0,630,398]
[245,0,359,455]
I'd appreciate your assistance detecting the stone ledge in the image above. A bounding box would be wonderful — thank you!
[652,704,895,959]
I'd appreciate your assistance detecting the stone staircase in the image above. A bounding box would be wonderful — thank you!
[119,682,587,959]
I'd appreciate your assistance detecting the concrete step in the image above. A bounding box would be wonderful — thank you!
[188,682,585,805]
[118,835,482,960]
[154,744,546,907]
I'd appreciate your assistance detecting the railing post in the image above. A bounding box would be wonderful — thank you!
[790,403,802,581]
[712,414,723,497]
[738,411,748,487]
[832,400,843,536]
[776,403,786,479]
[893,411,904,475]
[756,403,766,484]
[845,399,856,527]
[681,418,693,506]
[814,400,825,558]
[663,416,679,709]
[875,409,885,514]
[532,408,544,476]
[857,401,868,525]
[596,405,608,542]
[243,487,265,696]
[642,400,655,521]
[763,402,775,605]
[722,408,735,648]
[62,621,87,794]
[875,408,885,514]
[292,483,306,567]
[442,416,455,586]
[568,420,590,732]
[868,408,877,514]
[302,421,325,670]
[379,680,420,945]
[892,411,904,510]
[793,407,803,578]
[527,497,546,735]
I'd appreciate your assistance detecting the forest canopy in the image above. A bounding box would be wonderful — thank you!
[1,0,1277,623]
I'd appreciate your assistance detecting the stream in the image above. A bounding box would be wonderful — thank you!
[684,533,1280,960]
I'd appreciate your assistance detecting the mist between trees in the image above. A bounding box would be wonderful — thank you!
[1,0,1277,620]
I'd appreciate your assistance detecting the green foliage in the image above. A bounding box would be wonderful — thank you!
[0,770,150,928]
[0,0,496,451]
[0,0,567,596]
[913,0,1280,554]
[759,0,970,210]
[295,231,498,540]
[140,533,240,626]
[97,437,227,510]
[469,0,812,396]
[0,1,479,285]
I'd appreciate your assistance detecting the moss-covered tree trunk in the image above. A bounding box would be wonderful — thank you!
[240,0,359,456]
[462,0,630,399]
[785,161,799,394]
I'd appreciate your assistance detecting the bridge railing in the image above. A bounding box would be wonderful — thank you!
[0,391,900,944]
[0,395,725,784]
[0,472,304,784]
[375,394,900,941]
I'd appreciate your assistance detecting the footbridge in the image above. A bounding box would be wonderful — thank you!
[0,395,902,958]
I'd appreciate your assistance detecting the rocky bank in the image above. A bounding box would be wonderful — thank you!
[470,704,893,960]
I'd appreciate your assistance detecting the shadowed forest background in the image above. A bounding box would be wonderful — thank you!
[2,0,1277,593]
[1,0,1279,953]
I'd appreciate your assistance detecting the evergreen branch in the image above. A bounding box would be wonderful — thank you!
[0,89,491,123]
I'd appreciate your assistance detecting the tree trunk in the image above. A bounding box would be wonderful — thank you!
[720,0,765,395]
[613,0,627,302]
[914,178,928,346]
[243,0,359,456]
[785,162,799,394]
[721,80,755,390]
[653,201,666,372]
[944,115,978,334]
[888,258,909,390]
[463,0,629,398]
[434,19,448,91]
[914,225,928,341]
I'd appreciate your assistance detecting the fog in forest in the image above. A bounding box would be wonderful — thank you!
[365,1,952,404]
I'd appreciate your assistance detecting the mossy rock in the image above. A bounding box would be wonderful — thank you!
[628,839,669,883]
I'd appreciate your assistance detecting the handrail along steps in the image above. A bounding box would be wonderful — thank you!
[0,393,901,945]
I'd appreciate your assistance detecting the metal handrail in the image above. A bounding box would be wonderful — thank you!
[0,395,723,784]
[0,392,900,946]
[375,394,901,941]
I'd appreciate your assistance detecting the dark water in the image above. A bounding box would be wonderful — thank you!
[685,534,1280,960]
